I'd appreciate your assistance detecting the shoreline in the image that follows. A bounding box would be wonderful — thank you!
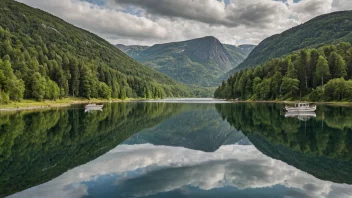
[2,98,352,112]
[230,100,352,106]
[0,98,138,112]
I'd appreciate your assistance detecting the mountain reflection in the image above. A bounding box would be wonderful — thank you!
[3,101,352,198]
[9,144,352,198]
[124,104,246,152]
[0,102,182,197]
[216,103,352,184]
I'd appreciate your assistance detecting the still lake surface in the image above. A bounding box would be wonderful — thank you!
[2,99,352,198]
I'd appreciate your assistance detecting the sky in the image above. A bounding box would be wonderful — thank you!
[16,0,352,46]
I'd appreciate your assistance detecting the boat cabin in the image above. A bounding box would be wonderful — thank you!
[295,103,310,108]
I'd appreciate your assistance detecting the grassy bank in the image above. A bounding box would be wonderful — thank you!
[0,97,136,112]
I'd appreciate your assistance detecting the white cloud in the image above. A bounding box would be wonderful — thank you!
[17,0,168,40]
[9,144,352,198]
[332,0,352,11]
[15,0,350,46]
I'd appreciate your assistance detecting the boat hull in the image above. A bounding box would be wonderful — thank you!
[285,106,316,112]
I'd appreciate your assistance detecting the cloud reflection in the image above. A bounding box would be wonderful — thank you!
[9,144,352,198]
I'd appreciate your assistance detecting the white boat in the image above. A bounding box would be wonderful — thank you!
[285,102,316,112]
[84,104,104,112]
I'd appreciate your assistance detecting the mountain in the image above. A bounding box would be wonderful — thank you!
[0,0,194,103]
[115,44,149,58]
[116,37,255,86]
[223,44,256,59]
[229,11,352,73]
[215,42,352,100]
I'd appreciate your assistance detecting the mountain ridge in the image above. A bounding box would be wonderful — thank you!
[116,37,255,86]
[230,10,352,74]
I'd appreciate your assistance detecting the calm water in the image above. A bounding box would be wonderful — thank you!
[2,100,352,198]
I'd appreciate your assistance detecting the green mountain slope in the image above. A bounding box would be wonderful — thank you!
[215,42,352,101]
[0,0,193,103]
[116,37,255,86]
[231,11,352,73]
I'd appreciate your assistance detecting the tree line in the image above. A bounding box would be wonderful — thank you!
[0,0,197,104]
[215,42,352,101]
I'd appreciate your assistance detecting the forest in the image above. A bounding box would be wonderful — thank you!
[215,42,352,101]
[0,0,199,104]
[235,10,352,72]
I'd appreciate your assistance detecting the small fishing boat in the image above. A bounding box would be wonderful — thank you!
[285,102,316,112]
[84,104,104,112]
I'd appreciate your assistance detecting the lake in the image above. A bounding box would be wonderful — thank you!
[2,100,352,198]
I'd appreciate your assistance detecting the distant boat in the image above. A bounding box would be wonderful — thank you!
[84,104,104,112]
[285,102,316,112]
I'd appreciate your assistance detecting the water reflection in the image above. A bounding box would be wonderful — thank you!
[3,101,352,197]
[9,144,352,198]
[0,102,181,197]
[124,104,246,152]
[216,103,352,184]
[285,111,316,121]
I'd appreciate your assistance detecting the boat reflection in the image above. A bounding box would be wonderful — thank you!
[84,104,104,113]
[284,111,316,121]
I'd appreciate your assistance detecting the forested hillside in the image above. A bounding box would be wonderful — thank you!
[116,37,255,86]
[0,0,195,103]
[232,11,352,73]
[215,42,352,101]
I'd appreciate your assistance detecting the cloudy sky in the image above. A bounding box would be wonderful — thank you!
[16,0,352,46]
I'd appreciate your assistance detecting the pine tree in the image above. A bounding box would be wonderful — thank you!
[286,58,297,79]
[314,56,330,87]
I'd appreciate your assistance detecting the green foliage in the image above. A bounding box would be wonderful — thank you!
[281,77,300,98]
[0,59,25,102]
[0,0,194,102]
[287,58,297,79]
[235,11,352,71]
[117,37,255,87]
[256,78,271,99]
[215,42,352,102]
[329,52,347,78]
[314,55,331,86]
[30,72,46,101]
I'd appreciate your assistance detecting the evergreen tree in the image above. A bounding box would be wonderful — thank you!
[30,72,46,101]
[286,58,297,79]
[281,77,300,98]
[329,52,347,78]
[314,56,331,87]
